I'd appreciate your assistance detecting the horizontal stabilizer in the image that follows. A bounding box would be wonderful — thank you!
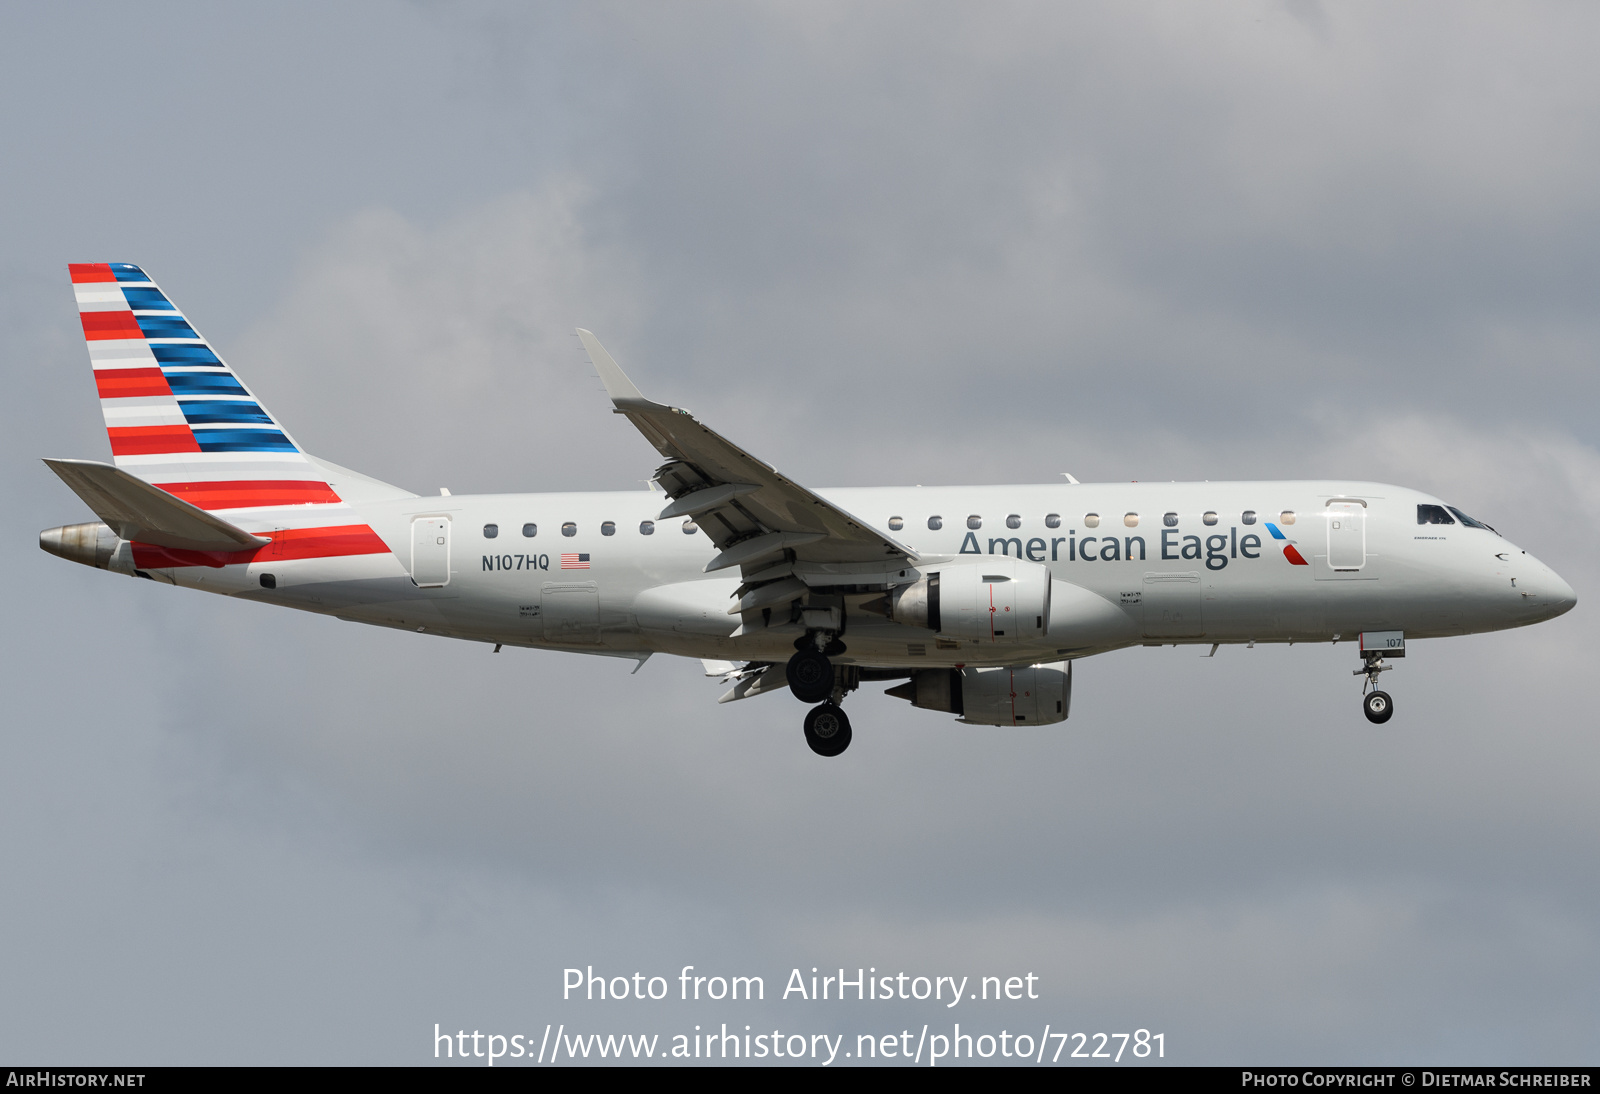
[43,458,268,551]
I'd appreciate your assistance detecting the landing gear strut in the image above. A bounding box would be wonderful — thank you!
[803,702,852,757]
[789,633,858,756]
[1354,652,1395,724]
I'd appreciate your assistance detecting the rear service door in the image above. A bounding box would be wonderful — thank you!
[411,517,451,587]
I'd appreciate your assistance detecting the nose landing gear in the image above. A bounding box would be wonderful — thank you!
[1354,651,1395,724]
[1362,689,1393,724]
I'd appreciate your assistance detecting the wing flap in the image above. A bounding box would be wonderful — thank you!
[704,531,826,573]
[717,663,785,704]
[43,458,269,551]
[658,481,761,520]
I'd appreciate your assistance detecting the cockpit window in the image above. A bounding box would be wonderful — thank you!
[1417,504,1455,525]
[1447,506,1498,533]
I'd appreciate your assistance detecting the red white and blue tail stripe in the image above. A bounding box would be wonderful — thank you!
[69,263,392,568]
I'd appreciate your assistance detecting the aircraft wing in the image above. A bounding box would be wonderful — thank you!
[578,330,916,578]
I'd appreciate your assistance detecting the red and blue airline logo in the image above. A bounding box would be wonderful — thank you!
[1264,522,1309,566]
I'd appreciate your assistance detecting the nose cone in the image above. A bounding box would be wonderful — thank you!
[1543,569,1578,619]
[1516,556,1577,623]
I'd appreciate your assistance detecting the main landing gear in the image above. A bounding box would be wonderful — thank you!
[786,647,833,704]
[787,635,855,757]
[803,703,852,757]
[1355,651,1395,725]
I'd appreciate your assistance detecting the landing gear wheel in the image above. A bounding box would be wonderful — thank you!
[803,703,853,757]
[1363,690,1394,724]
[786,648,833,704]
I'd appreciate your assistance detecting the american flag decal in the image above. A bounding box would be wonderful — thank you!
[560,553,590,569]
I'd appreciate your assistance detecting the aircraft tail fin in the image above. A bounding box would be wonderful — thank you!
[65,263,411,524]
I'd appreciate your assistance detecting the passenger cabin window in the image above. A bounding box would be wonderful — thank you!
[561,522,577,537]
[1045,513,1061,529]
[1280,511,1296,525]
[639,520,655,535]
[1163,512,1178,527]
[483,523,499,539]
[967,515,982,530]
[1124,513,1139,528]
[1417,504,1456,525]
[1447,506,1495,532]
[601,521,616,536]
[1083,513,1101,528]
[521,523,537,538]
[1241,510,1257,525]
[1006,514,1021,529]
[888,516,904,531]
[1202,511,1218,526]
[682,520,698,534]
[928,516,943,530]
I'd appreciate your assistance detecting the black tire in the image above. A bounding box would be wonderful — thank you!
[803,703,853,757]
[786,648,834,704]
[1363,690,1394,724]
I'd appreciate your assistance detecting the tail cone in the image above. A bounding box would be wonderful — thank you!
[40,522,117,569]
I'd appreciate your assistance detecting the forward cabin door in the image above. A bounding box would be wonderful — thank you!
[1326,501,1366,571]
[411,517,451,587]
[1142,571,1205,638]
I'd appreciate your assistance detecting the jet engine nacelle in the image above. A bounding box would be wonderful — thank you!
[886,661,1072,726]
[883,557,1052,643]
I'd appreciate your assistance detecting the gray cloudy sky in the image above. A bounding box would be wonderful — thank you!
[3,1,1598,1065]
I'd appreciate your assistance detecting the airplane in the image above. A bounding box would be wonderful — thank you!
[41,263,1577,756]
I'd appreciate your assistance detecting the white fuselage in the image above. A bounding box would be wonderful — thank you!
[120,479,1575,668]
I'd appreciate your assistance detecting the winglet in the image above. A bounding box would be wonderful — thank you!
[577,329,658,410]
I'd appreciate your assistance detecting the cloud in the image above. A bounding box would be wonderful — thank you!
[230,182,649,494]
